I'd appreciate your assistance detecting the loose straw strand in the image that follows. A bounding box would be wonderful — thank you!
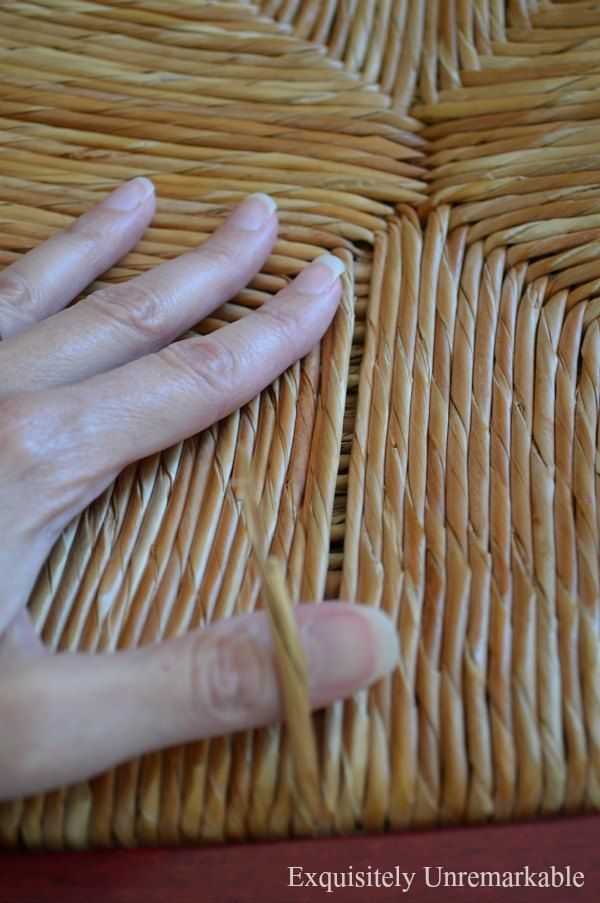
[240,459,323,833]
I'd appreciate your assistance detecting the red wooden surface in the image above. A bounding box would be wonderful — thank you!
[0,815,597,902]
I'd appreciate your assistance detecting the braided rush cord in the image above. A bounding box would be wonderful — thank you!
[0,0,599,847]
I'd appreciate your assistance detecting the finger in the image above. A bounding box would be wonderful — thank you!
[0,603,399,799]
[0,178,156,340]
[0,193,278,394]
[41,253,344,488]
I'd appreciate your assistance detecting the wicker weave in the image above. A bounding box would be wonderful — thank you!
[0,0,598,847]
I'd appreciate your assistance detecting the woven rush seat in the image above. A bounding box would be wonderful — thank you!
[0,0,598,847]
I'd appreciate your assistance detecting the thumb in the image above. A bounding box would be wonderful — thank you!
[0,602,398,799]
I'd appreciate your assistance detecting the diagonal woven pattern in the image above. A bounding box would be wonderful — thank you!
[0,0,598,847]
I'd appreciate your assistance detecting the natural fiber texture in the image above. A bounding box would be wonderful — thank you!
[0,0,599,847]
[240,457,323,833]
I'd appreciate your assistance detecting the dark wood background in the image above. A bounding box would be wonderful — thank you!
[0,815,597,902]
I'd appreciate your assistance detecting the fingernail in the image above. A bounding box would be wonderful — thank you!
[303,604,399,698]
[228,193,277,230]
[295,254,345,294]
[104,177,155,212]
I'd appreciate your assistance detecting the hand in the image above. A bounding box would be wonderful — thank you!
[0,179,398,800]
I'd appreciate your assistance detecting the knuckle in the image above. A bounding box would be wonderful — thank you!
[257,302,302,356]
[196,335,238,393]
[201,238,239,275]
[89,284,167,343]
[0,269,39,332]
[64,214,107,256]
[190,628,269,729]
[165,334,239,399]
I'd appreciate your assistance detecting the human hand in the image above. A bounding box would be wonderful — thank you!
[0,179,398,799]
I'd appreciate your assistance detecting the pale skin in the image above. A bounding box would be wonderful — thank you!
[0,178,399,800]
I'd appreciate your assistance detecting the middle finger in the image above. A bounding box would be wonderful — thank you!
[0,193,277,394]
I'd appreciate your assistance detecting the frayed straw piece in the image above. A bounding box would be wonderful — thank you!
[238,457,323,834]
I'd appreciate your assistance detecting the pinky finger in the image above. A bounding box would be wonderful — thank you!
[0,178,155,339]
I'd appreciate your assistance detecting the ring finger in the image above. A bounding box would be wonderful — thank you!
[0,192,278,394]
